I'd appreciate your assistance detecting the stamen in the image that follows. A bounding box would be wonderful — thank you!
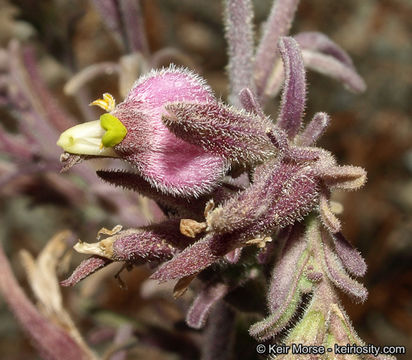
[90,92,116,112]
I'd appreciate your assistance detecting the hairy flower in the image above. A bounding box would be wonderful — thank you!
[57,66,229,198]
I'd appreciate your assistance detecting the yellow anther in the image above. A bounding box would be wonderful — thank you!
[90,92,116,112]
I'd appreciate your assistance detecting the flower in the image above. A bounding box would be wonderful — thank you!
[57,66,229,198]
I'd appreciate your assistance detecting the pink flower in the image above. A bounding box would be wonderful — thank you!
[57,66,228,198]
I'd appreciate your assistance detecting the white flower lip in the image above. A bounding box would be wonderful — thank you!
[56,120,118,157]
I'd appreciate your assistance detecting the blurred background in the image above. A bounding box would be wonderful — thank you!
[0,0,411,358]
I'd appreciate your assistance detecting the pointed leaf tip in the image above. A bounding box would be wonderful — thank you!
[60,256,112,287]
[186,282,229,329]
[296,112,330,146]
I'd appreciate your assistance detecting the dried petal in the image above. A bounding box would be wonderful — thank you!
[332,232,367,277]
[276,37,306,139]
[60,153,87,172]
[61,256,112,287]
[18,233,96,358]
[20,231,70,313]
[163,101,275,165]
[186,283,229,329]
[302,50,366,93]
[180,219,207,238]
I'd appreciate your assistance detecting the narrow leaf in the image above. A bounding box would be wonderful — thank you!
[186,283,229,329]
[249,224,311,340]
[254,0,300,99]
[294,31,354,69]
[239,88,265,118]
[321,165,367,190]
[296,112,330,146]
[332,232,367,277]
[320,231,367,303]
[202,302,236,360]
[163,101,275,165]
[276,37,306,139]
[61,256,112,287]
[302,50,366,93]
[150,233,231,282]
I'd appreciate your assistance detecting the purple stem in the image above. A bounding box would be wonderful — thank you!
[224,0,255,105]
[92,0,122,36]
[22,47,78,132]
[119,0,149,55]
[8,42,60,152]
[0,159,61,190]
[0,245,89,360]
[0,126,33,160]
[254,0,300,102]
